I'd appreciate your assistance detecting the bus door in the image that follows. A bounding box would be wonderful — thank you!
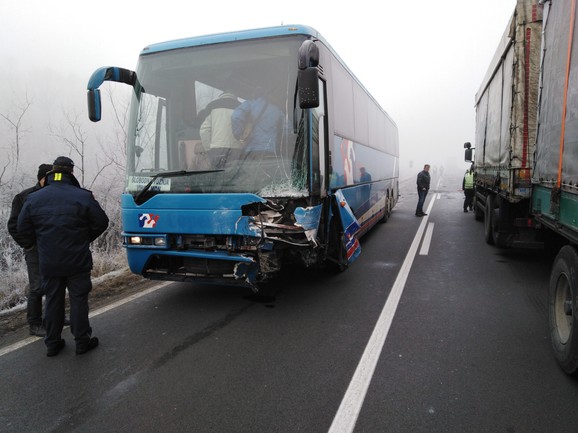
[312,78,327,198]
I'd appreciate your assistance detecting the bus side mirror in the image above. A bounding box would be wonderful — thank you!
[87,66,137,123]
[87,89,101,122]
[298,68,319,109]
[298,40,320,109]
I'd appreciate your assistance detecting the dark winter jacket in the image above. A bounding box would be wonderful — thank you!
[416,170,431,191]
[17,173,109,277]
[197,93,240,125]
[7,182,42,248]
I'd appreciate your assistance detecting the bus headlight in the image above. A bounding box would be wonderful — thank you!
[124,234,168,248]
[154,237,166,247]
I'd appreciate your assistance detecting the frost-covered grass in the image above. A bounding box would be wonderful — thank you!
[0,237,28,312]
[0,208,127,313]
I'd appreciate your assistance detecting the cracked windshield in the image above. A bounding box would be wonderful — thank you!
[125,36,310,198]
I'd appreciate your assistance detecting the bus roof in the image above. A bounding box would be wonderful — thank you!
[138,24,396,127]
[140,24,323,55]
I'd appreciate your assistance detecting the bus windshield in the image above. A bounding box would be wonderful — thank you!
[125,35,309,199]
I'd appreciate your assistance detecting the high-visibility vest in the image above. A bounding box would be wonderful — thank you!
[464,172,474,189]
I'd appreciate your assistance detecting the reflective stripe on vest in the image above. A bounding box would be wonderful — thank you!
[54,173,62,181]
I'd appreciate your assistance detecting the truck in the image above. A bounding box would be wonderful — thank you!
[467,0,578,374]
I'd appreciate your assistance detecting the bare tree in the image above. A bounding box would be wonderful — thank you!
[93,87,130,175]
[0,95,32,182]
[49,110,88,186]
[105,87,129,168]
[49,109,118,189]
[0,161,9,191]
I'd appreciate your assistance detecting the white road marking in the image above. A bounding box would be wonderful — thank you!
[89,282,171,318]
[419,222,435,255]
[0,281,170,358]
[328,196,436,433]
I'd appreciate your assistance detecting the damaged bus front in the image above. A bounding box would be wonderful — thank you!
[87,25,398,290]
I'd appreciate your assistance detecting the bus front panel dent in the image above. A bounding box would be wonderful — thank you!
[122,193,322,288]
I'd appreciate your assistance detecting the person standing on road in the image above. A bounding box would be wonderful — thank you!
[7,163,53,337]
[462,167,475,213]
[17,156,109,357]
[415,164,431,217]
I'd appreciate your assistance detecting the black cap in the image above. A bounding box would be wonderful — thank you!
[37,164,52,180]
[53,156,74,167]
[52,156,74,173]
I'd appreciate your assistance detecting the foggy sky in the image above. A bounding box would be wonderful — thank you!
[0,0,516,180]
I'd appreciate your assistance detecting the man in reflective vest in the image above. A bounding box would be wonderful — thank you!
[463,168,475,212]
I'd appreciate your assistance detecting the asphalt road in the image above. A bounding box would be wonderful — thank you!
[1,170,577,433]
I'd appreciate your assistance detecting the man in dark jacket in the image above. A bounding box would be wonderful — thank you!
[17,156,109,357]
[415,164,431,217]
[7,163,52,336]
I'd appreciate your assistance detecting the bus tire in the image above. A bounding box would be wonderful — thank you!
[379,196,390,224]
[484,194,495,245]
[549,245,578,375]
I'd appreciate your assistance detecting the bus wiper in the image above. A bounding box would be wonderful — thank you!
[135,169,223,203]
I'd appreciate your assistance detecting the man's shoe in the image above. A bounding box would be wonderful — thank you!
[76,337,99,355]
[420,212,428,216]
[46,339,65,357]
[415,213,423,217]
[464,209,468,213]
[29,325,46,337]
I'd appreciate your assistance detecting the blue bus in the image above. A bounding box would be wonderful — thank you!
[87,25,399,290]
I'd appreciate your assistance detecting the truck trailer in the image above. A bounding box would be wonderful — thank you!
[466,0,542,248]
[468,0,578,374]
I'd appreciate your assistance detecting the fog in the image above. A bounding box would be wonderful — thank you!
[0,0,516,182]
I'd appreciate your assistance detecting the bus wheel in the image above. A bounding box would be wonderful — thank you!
[330,235,349,272]
[549,245,578,375]
[484,195,495,245]
[379,196,390,224]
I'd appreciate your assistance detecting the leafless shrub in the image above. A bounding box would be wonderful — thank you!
[0,226,27,312]
[0,88,132,313]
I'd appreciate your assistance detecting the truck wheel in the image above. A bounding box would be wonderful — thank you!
[473,195,483,221]
[491,198,511,248]
[549,245,578,375]
[484,195,495,245]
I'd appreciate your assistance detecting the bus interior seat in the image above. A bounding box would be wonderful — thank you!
[179,139,207,170]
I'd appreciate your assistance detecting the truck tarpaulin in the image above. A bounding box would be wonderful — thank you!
[534,0,578,186]
[475,0,542,173]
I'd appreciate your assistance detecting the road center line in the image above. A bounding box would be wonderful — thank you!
[328,196,436,433]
